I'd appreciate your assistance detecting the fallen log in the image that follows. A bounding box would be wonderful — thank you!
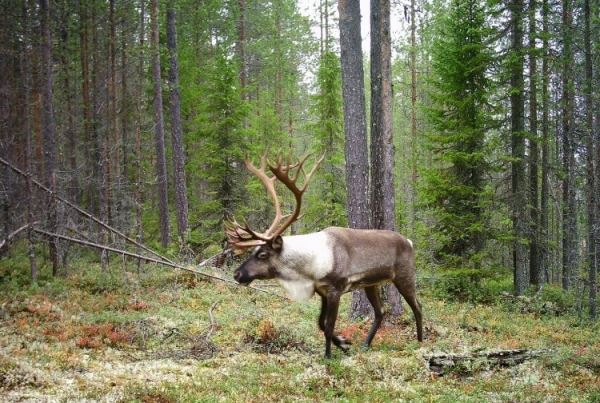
[426,348,552,375]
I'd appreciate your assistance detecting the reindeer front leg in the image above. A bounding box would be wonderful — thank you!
[318,294,351,357]
[323,291,342,358]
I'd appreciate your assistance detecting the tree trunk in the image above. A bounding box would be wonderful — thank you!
[151,0,170,248]
[39,0,59,276]
[338,0,371,318]
[528,0,540,286]
[510,0,528,295]
[594,5,600,320]
[59,7,79,206]
[109,0,118,225]
[135,0,145,257]
[540,0,550,284]
[121,28,129,185]
[121,9,131,232]
[561,0,576,291]
[22,1,37,282]
[370,0,402,317]
[90,1,109,269]
[583,0,596,319]
[79,0,94,213]
[236,0,247,95]
[409,0,418,233]
[166,1,189,243]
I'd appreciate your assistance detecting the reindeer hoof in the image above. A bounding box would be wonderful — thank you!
[334,336,352,352]
[339,342,351,353]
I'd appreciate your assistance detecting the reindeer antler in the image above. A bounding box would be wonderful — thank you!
[225,153,324,252]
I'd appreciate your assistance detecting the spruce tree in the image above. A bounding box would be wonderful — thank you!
[191,49,248,247]
[422,0,493,268]
[306,51,346,228]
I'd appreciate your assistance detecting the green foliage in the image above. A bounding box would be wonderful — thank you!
[185,48,249,248]
[500,285,577,317]
[433,268,509,303]
[305,51,347,229]
[172,0,317,249]
[421,0,496,268]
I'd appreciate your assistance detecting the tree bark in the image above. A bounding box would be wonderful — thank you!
[370,0,395,232]
[78,0,94,213]
[509,0,528,295]
[135,0,145,257]
[583,0,597,319]
[236,0,247,95]
[22,1,37,282]
[370,0,402,316]
[108,0,118,225]
[528,0,540,286]
[166,1,189,243]
[59,6,79,206]
[561,0,576,291]
[151,0,170,247]
[409,0,418,233]
[540,0,550,284]
[338,0,371,318]
[39,0,59,276]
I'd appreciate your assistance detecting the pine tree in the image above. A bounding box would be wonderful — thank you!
[338,0,371,318]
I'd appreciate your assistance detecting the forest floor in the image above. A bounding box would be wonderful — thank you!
[1,257,599,402]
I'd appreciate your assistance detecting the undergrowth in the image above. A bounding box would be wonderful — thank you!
[0,255,599,401]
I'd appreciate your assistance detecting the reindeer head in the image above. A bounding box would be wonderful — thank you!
[225,154,323,285]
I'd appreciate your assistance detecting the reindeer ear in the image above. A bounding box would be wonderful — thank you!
[271,235,283,252]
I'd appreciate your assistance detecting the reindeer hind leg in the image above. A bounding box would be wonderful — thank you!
[393,279,423,342]
[363,286,384,348]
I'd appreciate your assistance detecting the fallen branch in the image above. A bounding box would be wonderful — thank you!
[33,227,287,300]
[0,156,175,265]
[426,348,552,374]
[0,222,39,255]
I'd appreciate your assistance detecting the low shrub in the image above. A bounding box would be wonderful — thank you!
[433,268,509,304]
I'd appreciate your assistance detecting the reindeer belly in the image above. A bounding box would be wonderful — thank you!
[347,267,395,290]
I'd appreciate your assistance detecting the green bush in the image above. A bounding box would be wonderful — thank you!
[434,268,509,304]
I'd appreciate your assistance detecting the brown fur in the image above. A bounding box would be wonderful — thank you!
[233,227,423,358]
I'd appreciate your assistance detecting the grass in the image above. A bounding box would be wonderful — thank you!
[1,256,599,402]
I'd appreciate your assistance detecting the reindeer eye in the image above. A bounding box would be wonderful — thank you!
[257,251,268,260]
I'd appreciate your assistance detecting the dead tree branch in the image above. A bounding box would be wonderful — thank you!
[205,301,219,341]
[0,156,175,265]
[33,227,287,300]
[0,222,39,255]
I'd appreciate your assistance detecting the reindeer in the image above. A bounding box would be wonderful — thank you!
[225,155,423,358]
